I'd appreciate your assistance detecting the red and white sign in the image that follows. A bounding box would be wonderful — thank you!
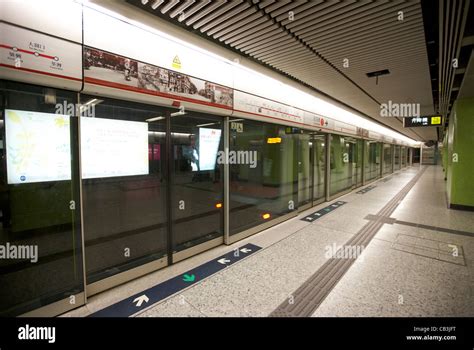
[0,23,82,84]
[233,90,305,125]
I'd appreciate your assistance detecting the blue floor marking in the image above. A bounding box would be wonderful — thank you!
[89,243,262,317]
[301,201,346,222]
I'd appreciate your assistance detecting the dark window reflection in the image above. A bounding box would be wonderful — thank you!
[80,96,167,284]
[0,81,83,316]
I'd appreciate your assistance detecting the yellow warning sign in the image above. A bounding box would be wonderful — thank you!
[172,55,181,69]
[431,116,441,125]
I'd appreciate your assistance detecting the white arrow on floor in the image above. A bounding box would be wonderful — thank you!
[133,294,149,307]
[218,258,231,264]
[240,248,252,253]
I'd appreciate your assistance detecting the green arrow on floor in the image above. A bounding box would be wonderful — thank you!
[183,274,195,282]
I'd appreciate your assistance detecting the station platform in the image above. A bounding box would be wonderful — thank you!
[63,165,473,318]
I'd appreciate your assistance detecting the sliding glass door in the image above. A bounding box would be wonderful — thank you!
[312,133,326,204]
[170,113,224,261]
[297,130,312,209]
[80,96,168,292]
[364,141,381,182]
[394,145,401,171]
[228,119,297,240]
[383,143,393,175]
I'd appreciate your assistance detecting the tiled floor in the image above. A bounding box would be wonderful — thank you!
[62,165,474,317]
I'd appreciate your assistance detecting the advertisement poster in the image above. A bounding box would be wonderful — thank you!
[81,117,149,179]
[84,47,233,108]
[5,109,71,184]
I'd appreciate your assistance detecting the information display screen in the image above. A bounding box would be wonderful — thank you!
[198,127,221,171]
[81,117,149,179]
[5,109,71,184]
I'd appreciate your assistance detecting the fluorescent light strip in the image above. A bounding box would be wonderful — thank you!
[146,116,165,122]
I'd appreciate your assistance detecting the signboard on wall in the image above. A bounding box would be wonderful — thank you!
[0,23,82,82]
[403,115,442,127]
[233,90,304,124]
[303,111,334,130]
[81,117,149,179]
[357,127,369,138]
[5,109,71,184]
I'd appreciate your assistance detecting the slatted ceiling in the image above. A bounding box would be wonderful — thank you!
[192,1,242,29]
[206,7,256,35]
[220,19,270,42]
[261,0,293,13]
[281,2,347,28]
[178,0,211,21]
[239,29,286,51]
[275,2,325,22]
[303,8,417,45]
[286,2,371,35]
[438,0,471,118]
[198,2,251,32]
[322,31,425,57]
[160,0,179,13]
[316,20,423,52]
[269,1,312,18]
[230,25,277,47]
[150,0,163,10]
[221,13,264,34]
[296,2,401,39]
[169,0,195,18]
[128,0,438,141]
[184,0,223,26]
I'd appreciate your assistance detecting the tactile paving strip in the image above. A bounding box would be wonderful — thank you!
[270,167,427,317]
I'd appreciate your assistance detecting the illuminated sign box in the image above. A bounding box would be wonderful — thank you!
[403,115,442,127]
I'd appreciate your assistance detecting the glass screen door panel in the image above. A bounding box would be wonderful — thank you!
[312,134,326,202]
[81,96,168,285]
[170,113,223,254]
[0,81,84,316]
[394,145,401,170]
[356,139,363,187]
[229,120,297,235]
[298,131,312,208]
[329,135,353,196]
[365,141,380,182]
[401,146,406,167]
[345,137,358,188]
[383,144,393,175]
